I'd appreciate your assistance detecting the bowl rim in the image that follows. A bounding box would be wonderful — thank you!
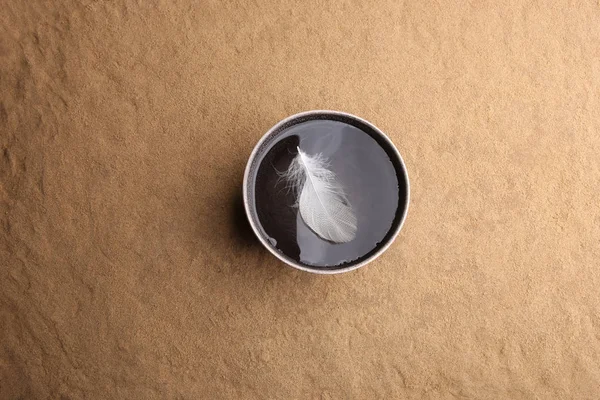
[242,110,410,274]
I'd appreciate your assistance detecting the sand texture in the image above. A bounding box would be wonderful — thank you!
[1,0,600,398]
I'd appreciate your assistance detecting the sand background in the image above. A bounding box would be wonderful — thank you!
[1,0,600,398]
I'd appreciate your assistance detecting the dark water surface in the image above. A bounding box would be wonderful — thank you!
[253,119,403,268]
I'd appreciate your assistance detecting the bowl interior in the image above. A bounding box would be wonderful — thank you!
[244,111,409,273]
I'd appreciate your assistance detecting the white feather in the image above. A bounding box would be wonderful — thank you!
[281,147,357,243]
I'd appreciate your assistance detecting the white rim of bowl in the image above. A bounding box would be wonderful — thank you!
[242,110,410,274]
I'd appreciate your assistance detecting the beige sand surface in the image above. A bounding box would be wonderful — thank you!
[2,0,600,398]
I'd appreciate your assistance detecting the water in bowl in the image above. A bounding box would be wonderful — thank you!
[252,119,405,269]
